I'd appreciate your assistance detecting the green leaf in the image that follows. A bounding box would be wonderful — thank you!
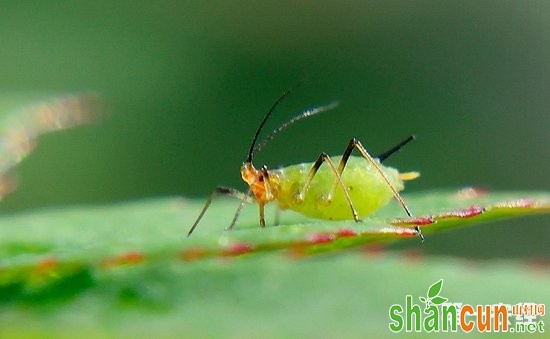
[427,279,444,299]
[430,296,448,305]
[0,192,549,336]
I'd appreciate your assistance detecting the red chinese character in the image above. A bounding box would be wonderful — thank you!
[524,304,534,316]
[536,304,545,316]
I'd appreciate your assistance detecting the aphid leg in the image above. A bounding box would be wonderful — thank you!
[340,138,424,241]
[226,186,253,230]
[375,135,415,163]
[256,166,274,227]
[258,202,266,227]
[187,186,251,236]
[260,166,274,201]
[297,152,360,222]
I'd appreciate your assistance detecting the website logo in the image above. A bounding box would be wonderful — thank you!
[389,279,545,333]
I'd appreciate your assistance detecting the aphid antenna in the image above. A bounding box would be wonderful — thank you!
[246,83,303,164]
[252,101,339,156]
[246,82,340,161]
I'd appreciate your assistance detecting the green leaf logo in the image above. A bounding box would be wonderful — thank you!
[430,296,448,305]
[420,279,447,309]
[428,279,443,299]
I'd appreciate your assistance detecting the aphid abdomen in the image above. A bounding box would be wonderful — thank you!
[276,155,406,220]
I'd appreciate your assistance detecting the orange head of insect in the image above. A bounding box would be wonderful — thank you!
[240,161,275,203]
[240,162,258,187]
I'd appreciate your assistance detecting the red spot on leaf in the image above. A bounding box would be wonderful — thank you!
[379,226,420,237]
[287,231,351,259]
[287,245,308,259]
[437,206,485,219]
[392,217,435,226]
[180,247,207,261]
[308,232,335,244]
[120,251,145,264]
[101,251,145,268]
[336,228,357,237]
[36,257,58,274]
[494,199,536,209]
[224,243,253,256]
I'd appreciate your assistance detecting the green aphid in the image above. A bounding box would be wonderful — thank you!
[188,87,423,240]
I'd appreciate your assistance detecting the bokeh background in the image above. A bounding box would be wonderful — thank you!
[0,2,548,257]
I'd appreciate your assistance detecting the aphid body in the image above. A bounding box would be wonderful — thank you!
[189,86,422,240]
[243,156,413,221]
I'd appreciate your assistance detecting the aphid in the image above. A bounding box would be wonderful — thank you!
[187,88,423,240]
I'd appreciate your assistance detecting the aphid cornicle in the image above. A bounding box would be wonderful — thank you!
[188,87,424,241]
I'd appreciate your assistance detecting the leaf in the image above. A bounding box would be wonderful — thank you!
[0,191,549,336]
[0,93,103,199]
[430,296,448,305]
[427,279,444,299]
[419,296,426,302]
[0,191,548,287]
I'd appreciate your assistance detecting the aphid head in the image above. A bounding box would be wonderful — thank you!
[240,162,258,186]
[245,84,338,164]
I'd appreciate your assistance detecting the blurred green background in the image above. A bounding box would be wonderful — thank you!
[0,2,548,257]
